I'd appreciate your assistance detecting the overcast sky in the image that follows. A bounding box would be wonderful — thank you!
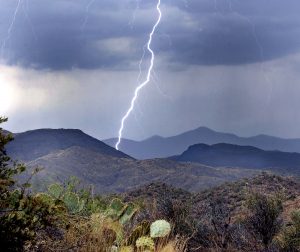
[1,0,300,140]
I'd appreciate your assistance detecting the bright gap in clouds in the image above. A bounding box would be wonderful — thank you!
[0,81,15,115]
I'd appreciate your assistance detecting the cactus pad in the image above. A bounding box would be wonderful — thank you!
[48,183,64,199]
[63,192,80,213]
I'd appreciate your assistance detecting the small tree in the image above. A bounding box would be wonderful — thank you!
[0,117,25,205]
[245,193,283,250]
[0,117,59,251]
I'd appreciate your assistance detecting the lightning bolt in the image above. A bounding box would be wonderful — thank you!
[115,0,162,150]
[228,0,273,104]
[81,0,96,32]
[1,0,22,58]
[129,0,140,29]
[22,0,38,42]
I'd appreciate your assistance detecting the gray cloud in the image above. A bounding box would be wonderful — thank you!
[1,0,300,141]
[0,0,300,70]
[2,52,300,140]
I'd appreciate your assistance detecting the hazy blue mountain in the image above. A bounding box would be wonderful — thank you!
[172,143,300,175]
[104,127,300,159]
[7,128,131,161]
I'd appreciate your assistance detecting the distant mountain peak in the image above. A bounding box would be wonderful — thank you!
[104,126,300,159]
[195,126,215,131]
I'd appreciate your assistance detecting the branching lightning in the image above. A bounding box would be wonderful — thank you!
[115,0,162,150]
[22,0,38,42]
[1,0,22,58]
[152,69,172,100]
[137,44,147,83]
[129,0,140,29]
[81,0,96,32]
[228,0,273,104]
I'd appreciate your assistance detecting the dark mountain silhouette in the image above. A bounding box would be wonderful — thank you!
[172,143,300,175]
[7,128,131,161]
[104,127,300,159]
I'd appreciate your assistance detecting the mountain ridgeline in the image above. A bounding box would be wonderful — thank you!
[172,143,300,175]
[104,126,300,159]
[5,127,300,194]
[7,128,131,161]
[4,128,261,193]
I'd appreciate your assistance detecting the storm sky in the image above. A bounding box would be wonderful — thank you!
[1,0,300,140]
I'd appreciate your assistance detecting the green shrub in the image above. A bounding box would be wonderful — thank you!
[277,210,300,251]
[245,193,283,249]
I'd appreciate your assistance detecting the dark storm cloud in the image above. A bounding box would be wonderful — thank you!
[1,0,300,70]
[156,0,300,66]
[1,0,146,69]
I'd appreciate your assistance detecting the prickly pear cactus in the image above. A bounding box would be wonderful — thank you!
[35,193,54,205]
[88,200,102,213]
[150,220,171,238]
[107,198,127,220]
[48,183,64,199]
[136,236,155,251]
[63,192,80,213]
[127,220,150,245]
[119,202,137,225]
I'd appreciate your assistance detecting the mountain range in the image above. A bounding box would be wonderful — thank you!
[104,126,300,159]
[5,128,260,193]
[172,143,300,175]
[5,127,300,194]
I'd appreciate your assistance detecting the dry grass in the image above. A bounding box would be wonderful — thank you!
[282,196,300,221]
[31,213,187,252]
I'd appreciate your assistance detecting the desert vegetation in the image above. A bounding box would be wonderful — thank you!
[1,117,300,251]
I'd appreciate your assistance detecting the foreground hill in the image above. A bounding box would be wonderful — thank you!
[125,173,300,218]
[191,173,300,219]
[26,146,260,193]
[122,173,300,251]
[104,126,300,159]
[172,143,300,175]
[6,128,130,161]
